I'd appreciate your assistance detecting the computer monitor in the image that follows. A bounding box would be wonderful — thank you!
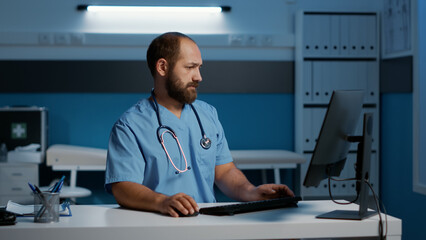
[303,90,376,220]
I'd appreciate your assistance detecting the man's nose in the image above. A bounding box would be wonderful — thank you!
[193,68,202,82]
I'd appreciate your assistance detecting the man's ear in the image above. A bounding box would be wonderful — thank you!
[156,58,168,77]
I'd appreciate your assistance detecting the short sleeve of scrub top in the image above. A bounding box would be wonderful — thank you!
[104,98,233,203]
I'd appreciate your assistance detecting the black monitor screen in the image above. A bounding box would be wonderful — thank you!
[303,90,364,187]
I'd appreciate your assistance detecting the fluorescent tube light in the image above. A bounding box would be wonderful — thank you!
[77,5,231,13]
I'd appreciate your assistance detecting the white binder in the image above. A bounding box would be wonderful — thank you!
[303,108,314,151]
[366,61,379,103]
[330,15,340,57]
[339,15,350,56]
[366,15,377,57]
[303,61,313,103]
[348,15,360,57]
[318,15,331,57]
[303,14,316,57]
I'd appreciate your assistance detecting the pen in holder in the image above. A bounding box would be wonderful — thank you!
[34,191,60,223]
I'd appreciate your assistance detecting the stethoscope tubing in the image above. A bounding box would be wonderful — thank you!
[151,89,211,174]
[151,89,210,149]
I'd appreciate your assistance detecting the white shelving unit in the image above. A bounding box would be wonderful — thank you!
[0,107,47,205]
[295,11,380,198]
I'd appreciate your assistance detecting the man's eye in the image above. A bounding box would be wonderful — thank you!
[186,65,201,70]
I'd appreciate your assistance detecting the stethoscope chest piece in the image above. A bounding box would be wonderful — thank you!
[200,136,211,149]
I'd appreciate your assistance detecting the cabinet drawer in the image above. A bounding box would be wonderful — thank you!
[0,181,34,195]
[0,164,38,181]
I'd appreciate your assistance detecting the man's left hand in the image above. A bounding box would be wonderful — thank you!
[248,184,295,201]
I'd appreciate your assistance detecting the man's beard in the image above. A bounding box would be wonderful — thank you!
[166,72,198,104]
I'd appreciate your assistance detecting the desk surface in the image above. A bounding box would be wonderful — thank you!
[1,200,401,240]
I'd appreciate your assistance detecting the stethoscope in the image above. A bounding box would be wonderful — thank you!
[151,90,211,174]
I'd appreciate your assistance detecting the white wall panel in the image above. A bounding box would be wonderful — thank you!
[0,0,381,60]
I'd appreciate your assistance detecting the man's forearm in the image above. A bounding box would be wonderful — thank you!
[111,181,199,217]
[215,164,257,201]
[111,181,167,212]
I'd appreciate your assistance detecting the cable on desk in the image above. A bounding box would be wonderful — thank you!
[365,180,388,240]
[327,175,388,240]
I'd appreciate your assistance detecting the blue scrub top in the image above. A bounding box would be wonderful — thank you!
[105,98,233,203]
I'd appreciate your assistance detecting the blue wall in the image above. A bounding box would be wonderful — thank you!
[0,93,294,150]
[1,92,424,239]
[381,93,426,239]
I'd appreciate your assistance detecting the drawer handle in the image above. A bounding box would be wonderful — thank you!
[12,173,23,176]
[12,187,23,191]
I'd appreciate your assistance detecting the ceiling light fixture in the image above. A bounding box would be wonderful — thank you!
[77,5,231,13]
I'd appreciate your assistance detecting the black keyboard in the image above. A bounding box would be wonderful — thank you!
[199,196,302,216]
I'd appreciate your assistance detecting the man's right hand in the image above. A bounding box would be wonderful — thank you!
[160,192,199,217]
[111,182,199,217]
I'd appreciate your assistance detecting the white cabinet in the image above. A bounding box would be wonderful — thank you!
[295,12,380,198]
[0,163,38,205]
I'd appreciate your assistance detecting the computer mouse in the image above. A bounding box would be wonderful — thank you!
[177,210,199,217]
[0,209,16,226]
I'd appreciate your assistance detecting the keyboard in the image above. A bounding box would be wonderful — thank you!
[199,196,302,216]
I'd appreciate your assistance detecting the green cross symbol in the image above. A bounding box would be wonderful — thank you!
[11,123,27,139]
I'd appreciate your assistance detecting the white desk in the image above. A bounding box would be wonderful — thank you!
[231,150,306,184]
[1,200,401,240]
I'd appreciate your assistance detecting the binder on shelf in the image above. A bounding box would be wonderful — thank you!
[339,15,350,56]
[366,61,379,103]
[358,15,369,56]
[303,14,316,56]
[325,62,340,103]
[366,15,377,57]
[312,62,323,103]
[348,15,361,57]
[302,108,314,151]
[303,61,313,103]
[312,61,333,104]
[310,14,324,58]
[330,15,340,56]
[318,15,331,57]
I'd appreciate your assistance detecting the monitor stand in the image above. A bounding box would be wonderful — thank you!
[317,209,376,220]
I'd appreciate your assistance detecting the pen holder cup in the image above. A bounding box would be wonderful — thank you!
[34,192,60,223]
